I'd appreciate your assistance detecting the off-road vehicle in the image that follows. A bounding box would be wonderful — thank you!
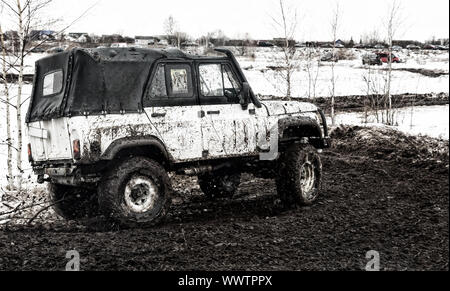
[362,53,382,66]
[26,47,330,227]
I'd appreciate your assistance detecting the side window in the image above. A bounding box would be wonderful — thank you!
[149,65,168,98]
[147,63,193,99]
[168,65,192,97]
[199,63,242,103]
[43,70,63,96]
[199,64,224,97]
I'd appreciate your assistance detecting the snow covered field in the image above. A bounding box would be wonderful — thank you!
[1,53,44,75]
[235,47,449,98]
[333,105,449,140]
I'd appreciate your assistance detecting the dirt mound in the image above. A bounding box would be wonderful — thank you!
[331,125,449,172]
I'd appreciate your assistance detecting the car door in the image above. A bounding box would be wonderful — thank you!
[143,62,203,162]
[196,62,259,159]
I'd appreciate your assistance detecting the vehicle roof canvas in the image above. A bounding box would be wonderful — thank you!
[27,48,176,122]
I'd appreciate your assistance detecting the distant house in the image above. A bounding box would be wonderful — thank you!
[181,41,199,47]
[272,38,296,47]
[101,34,125,44]
[158,39,169,46]
[111,42,128,48]
[135,36,159,46]
[67,33,89,43]
[68,33,87,39]
[29,30,55,41]
[257,41,274,47]
[305,42,320,48]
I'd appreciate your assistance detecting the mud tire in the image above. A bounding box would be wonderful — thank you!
[98,157,172,228]
[276,145,323,206]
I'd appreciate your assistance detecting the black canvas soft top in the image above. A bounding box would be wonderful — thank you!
[26,47,201,123]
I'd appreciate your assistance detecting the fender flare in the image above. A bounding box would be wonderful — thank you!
[101,136,172,162]
[278,116,323,139]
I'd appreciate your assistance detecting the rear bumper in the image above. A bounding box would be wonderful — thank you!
[33,164,101,186]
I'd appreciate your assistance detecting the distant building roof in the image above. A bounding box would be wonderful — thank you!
[69,33,88,37]
[135,36,159,40]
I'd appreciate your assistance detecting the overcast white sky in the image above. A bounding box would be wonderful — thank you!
[2,0,449,41]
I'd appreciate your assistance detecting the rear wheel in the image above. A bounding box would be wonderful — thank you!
[98,157,172,228]
[198,171,241,199]
[276,145,322,206]
[48,184,99,220]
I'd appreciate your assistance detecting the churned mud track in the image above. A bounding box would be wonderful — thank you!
[0,126,448,271]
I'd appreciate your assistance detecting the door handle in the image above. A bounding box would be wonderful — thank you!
[151,112,166,118]
[207,111,220,115]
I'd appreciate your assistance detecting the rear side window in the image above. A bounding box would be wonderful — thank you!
[170,68,189,95]
[147,63,193,98]
[149,65,168,97]
[43,70,63,96]
[167,64,193,98]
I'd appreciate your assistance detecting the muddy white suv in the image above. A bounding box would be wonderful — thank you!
[26,47,330,227]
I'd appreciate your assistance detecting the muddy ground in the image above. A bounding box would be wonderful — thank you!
[0,126,448,271]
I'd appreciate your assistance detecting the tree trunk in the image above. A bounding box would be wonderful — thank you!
[0,25,14,191]
[16,0,25,189]
[331,54,336,126]
[364,65,373,124]
[386,48,393,125]
[286,68,291,99]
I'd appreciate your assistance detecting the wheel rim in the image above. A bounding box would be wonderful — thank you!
[124,175,159,214]
[300,160,316,199]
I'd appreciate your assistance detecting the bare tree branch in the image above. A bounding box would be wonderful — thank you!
[270,0,300,99]
[330,1,340,126]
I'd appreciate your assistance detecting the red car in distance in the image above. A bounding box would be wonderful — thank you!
[377,52,401,63]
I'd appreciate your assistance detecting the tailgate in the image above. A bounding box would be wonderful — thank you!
[28,118,73,162]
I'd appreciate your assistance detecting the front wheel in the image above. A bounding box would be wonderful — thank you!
[98,157,172,228]
[276,145,323,206]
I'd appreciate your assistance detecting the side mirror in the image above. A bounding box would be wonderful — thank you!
[240,82,250,110]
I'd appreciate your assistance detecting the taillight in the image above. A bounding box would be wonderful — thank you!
[73,139,81,160]
[27,144,33,163]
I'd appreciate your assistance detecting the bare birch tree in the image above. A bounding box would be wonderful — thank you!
[329,2,340,126]
[0,0,55,189]
[271,0,299,99]
[164,15,177,46]
[384,0,402,125]
[362,62,373,124]
[305,44,321,102]
[0,23,14,190]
